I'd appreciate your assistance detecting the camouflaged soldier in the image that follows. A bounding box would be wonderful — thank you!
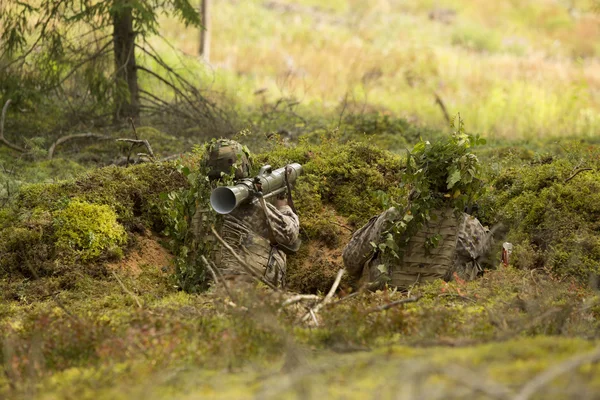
[193,139,300,288]
[342,206,492,290]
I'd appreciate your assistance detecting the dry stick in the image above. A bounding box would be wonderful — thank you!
[0,100,26,152]
[302,269,345,322]
[308,309,319,327]
[564,168,593,183]
[365,295,422,314]
[280,294,321,309]
[331,221,353,233]
[116,139,155,160]
[201,255,234,300]
[129,117,139,140]
[433,91,451,125]
[111,270,143,308]
[47,133,110,159]
[210,226,278,291]
[513,346,600,400]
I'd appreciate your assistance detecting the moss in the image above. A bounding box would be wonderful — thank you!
[482,143,600,283]
[256,138,406,230]
[53,199,127,264]
[0,160,188,292]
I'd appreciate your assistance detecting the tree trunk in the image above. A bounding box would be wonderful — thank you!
[199,0,210,62]
[113,4,139,122]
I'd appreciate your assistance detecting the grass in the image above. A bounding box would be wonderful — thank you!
[1,264,599,399]
[146,0,600,139]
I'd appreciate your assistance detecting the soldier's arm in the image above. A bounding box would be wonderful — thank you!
[264,202,300,246]
[342,207,400,278]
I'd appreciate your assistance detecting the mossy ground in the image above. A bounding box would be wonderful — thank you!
[1,264,598,399]
[2,130,600,399]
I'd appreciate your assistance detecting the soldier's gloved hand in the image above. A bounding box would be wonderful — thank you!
[274,197,288,209]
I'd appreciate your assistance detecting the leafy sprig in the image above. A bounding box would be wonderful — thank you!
[385,114,487,257]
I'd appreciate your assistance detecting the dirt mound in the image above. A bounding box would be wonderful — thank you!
[107,234,173,276]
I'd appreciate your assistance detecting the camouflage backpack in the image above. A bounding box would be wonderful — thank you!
[380,208,461,288]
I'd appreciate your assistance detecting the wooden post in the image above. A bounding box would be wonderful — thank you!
[199,0,210,63]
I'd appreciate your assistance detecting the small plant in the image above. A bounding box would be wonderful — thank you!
[382,114,487,257]
[161,140,241,293]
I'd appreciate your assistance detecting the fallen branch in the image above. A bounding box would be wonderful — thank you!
[564,168,592,183]
[0,100,26,153]
[281,294,320,309]
[47,133,110,159]
[210,225,278,291]
[111,270,143,308]
[365,295,422,314]
[302,269,345,322]
[514,346,600,400]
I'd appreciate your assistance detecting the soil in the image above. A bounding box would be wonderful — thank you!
[106,233,173,276]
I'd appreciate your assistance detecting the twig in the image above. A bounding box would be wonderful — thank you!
[201,255,234,300]
[328,291,361,306]
[321,269,345,308]
[433,91,451,125]
[514,346,600,400]
[331,221,353,233]
[438,293,477,303]
[47,133,110,159]
[210,226,278,291]
[302,269,345,322]
[365,295,422,314]
[564,168,592,183]
[111,270,143,308]
[116,139,155,160]
[281,294,321,308]
[309,309,319,327]
[129,117,139,139]
[0,100,27,153]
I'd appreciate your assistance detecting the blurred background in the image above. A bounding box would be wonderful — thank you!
[155,0,600,139]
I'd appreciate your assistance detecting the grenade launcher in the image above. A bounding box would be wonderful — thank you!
[210,163,303,214]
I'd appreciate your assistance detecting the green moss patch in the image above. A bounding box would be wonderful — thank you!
[482,142,600,283]
[53,200,127,263]
[0,161,187,287]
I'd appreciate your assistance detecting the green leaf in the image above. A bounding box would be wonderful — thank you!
[447,170,461,189]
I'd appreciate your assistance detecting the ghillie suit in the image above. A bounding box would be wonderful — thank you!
[192,139,300,288]
[343,207,492,289]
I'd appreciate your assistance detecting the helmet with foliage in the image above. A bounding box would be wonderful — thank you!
[205,139,252,180]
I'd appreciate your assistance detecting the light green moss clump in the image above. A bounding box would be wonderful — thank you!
[53,200,127,263]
